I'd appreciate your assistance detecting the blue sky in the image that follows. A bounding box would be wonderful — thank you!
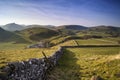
[0,0,120,26]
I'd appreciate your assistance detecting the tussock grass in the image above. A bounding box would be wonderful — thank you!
[0,42,58,68]
[76,39,118,45]
[49,47,120,80]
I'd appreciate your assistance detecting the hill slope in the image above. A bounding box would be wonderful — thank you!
[57,25,87,30]
[26,25,55,30]
[1,23,25,31]
[78,26,120,37]
[55,25,88,36]
[0,27,27,43]
[17,27,59,41]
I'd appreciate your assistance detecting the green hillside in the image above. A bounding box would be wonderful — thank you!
[56,25,88,36]
[57,25,87,30]
[49,47,120,80]
[26,25,55,30]
[0,27,27,43]
[17,27,59,41]
[77,26,120,37]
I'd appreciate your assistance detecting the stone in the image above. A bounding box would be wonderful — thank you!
[1,47,64,80]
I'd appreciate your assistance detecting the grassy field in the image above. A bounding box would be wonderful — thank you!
[0,48,57,68]
[0,37,120,80]
[75,39,118,46]
[50,36,70,45]
[0,39,76,68]
[77,31,111,37]
[0,42,29,50]
[0,42,58,68]
[57,40,77,46]
[101,37,120,43]
[48,47,120,80]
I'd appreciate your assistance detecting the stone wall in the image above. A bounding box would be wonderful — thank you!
[1,45,120,80]
[1,47,63,80]
[62,45,120,48]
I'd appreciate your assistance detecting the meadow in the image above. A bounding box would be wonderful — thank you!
[50,36,70,45]
[75,38,118,46]
[0,37,119,68]
[0,42,58,68]
[0,42,28,50]
[101,37,120,43]
[0,36,120,80]
[0,37,76,68]
[48,47,120,80]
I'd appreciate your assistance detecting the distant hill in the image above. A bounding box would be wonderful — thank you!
[17,27,59,41]
[26,25,55,30]
[79,25,120,37]
[55,25,88,36]
[0,27,27,43]
[1,23,25,31]
[57,25,88,30]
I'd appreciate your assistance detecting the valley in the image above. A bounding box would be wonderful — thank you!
[0,24,120,80]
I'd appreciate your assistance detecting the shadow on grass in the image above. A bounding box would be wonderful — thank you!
[48,49,81,80]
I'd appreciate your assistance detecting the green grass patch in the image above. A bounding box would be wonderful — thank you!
[49,47,120,80]
[0,42,29,50]
[0,42,59,68]
[75,39,118,46]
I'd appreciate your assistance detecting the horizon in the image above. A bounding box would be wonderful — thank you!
[0,0,120,26]
[0,22,120,27]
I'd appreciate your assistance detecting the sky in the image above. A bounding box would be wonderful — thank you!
[0,0,120,27]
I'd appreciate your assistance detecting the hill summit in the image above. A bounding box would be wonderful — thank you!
[1,23,25,31]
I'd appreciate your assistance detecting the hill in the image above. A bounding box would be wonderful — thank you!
[78,26,120,37]
[0,27,27,43]
[17,27,59,41]
[55,25,88,36]
[26,25,55,30]
[57,25,87,30]
[1,23,25,31]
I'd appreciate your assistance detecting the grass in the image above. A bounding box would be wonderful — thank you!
[48,47,120,80]
[77,31,111,37]
[18,27,59,41]
[0,42,58,68]
[50,36,70,45]
[101,37,120,43]
[0,48,57,68]
[57,40,77,46]
[0,39,76,68]
[0,37,120,80]
[75,39,118,46]
[0,42,29,50]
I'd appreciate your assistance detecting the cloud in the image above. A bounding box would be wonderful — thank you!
[0,0,120,26]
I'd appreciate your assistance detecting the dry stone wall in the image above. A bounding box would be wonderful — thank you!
[1,47,63,80]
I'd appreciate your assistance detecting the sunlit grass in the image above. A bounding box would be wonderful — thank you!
[49,47,120,80]
[0,42,29,50]
[0,42,59,68]
[50,36,70,45]
[75,39,118,45]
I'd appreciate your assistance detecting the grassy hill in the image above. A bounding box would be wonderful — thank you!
[26,25,55,30]
[0,27,27,43]
[57,25,87,30]
[55,25,87,36]
[78,26,120,37]
[0,25,120,80]
[1,23,25,31]
[49,47,120,80]
[17,27,59,41]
